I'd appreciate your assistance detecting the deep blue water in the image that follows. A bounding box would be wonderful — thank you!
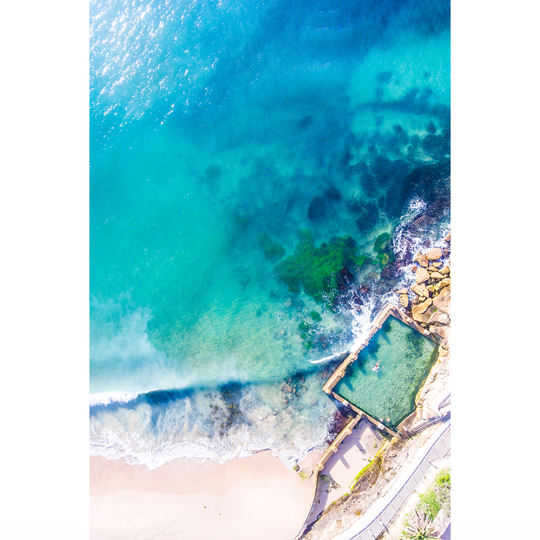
[90,0,450,468]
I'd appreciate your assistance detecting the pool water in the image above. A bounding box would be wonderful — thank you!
[333,315,438,428]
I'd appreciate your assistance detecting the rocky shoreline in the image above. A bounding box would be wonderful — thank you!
[299,233,451,539]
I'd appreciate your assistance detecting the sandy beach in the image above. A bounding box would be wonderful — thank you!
[90,450,321,540]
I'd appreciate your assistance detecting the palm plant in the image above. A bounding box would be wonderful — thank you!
[401,508,440,540]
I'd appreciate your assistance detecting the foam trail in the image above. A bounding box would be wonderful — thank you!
[89,391,139,407]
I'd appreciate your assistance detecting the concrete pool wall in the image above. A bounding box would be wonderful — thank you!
[320,302,441,448]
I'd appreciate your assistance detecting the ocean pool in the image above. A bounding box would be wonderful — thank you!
[333,315,438,428]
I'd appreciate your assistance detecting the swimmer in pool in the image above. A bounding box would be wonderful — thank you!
[372,361,380,372]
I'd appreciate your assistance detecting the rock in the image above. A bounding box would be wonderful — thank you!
[430,271,445,280]
[415,267,430,284]
[430,324,450,344]
[411,284,430,298]
[426,285,436,294]
[445,232,451,242]
[396,288,408,295]
[412,304,437,324]
[433,262,442,268]
[433,285,451,313]
[428,311,450,325]
[414,252,429,267]
[434,277,451,292]
[399,294,409,308]
[427,266,437,272]
[426,247,442,260]
[411,266,418,272]
[283,383,293,393]
[440,266,450,275]
[412,297,433,317]
[302,386,308,393]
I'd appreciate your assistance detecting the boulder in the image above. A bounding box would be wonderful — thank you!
[433,262,443,268]
[396,288,408,295]
[428,311,450,326]
[412,304,438,325]
[434,278,451,292]
[426,285,436,294]
[430,271,445,280]
[411,284,430,298]
[412,298,432,317]
[430,324,450,344]
[445,232,451,243]
[283,383,293,393]
[440,266,450,275]
[411,266,418,272]
[433,285,451,313]
[415,267,430,284]
[414,252,429,267]
[399,294,409,308]
[426,247,442,261]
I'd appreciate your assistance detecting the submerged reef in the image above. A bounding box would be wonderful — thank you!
[373,232,394,269]
[258,233,286,262]
[274,230,368,304]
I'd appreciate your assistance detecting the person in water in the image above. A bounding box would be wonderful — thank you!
[372,361,380,372]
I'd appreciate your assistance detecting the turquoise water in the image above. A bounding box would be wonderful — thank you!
[90,0,450,467]
[334,316,439,428]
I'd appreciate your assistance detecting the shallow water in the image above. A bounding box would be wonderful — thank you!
[90,0,450,468]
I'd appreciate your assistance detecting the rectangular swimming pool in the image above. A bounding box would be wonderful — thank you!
[333,315,438,429]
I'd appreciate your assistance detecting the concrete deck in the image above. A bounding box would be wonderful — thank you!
[308,418,385,525]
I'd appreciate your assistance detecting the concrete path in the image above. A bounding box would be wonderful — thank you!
[331,419,451,540]
[310,419,385,521]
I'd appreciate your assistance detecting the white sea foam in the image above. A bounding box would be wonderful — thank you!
[89,375,336,469]
[89,391,139,407]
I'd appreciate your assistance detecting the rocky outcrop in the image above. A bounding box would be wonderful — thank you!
[398,241,450,330]
[426,247,442,261]
[413,252,429,268]
[412,298,432,318]
[399,294,409,308]
[415,267,430,284]
[411,284,430,298]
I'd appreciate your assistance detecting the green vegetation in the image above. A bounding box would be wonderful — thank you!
[274,230,367,304]
[349,442,387,491]
[401,509,439,540]
[418,490,440,520]
[372,232,394,269]
[298,320,312,332]
[403,468,450,539]
[258,233,286,262]
[309,310,322,322]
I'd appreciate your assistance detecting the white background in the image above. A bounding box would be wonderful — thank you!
[0,0,539,538]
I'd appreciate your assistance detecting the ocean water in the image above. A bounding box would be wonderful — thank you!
[90,0,450,469]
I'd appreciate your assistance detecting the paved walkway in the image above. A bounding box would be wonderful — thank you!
[331,419,451,540]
